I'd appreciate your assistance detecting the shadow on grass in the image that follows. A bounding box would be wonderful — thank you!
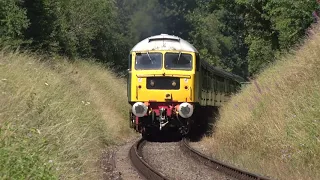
[187,106,220,142]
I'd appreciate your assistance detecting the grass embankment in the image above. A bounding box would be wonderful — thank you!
[200,25,320,180]
[0,50,133,179]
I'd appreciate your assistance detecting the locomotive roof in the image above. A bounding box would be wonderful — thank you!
[130,34,246,83]
[201,60,246,83]
[131,34,199,53]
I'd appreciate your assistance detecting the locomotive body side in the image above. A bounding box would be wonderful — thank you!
[198,59,244,107]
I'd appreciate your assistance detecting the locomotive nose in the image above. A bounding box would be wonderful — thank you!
[178,102,194,118]
[132,102,148,117]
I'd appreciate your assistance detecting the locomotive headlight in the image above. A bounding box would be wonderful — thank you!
[172,81,177,87]
[150,80,155,87]
[178,102,194,118]
[132,102,148,117]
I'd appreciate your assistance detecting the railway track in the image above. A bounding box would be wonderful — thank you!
[180,139,272,180]
[129,138,272,180]
[129,138,168,180]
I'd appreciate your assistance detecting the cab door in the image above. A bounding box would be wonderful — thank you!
[194,53,201,103]
[127,54,132,102]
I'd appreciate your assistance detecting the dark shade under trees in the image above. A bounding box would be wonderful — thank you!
[0,0,318,77]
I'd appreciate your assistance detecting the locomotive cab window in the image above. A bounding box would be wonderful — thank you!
[135,52,162,70]
[165,52,192,70]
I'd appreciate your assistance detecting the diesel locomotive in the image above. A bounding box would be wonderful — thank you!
[127,34,245,137]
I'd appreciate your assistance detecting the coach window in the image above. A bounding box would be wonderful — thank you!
[202,69,207,89]
[135,52,162,70]
[211,74,214,90]
[214,79,217,91]
[202,71,206,89]
[226,80,230,94]
[221,78,225,93]
[224,79,227,94]
[215,78,218,93]
[165,52,192,70]
[217,77,223,93]
[208,72,212,90]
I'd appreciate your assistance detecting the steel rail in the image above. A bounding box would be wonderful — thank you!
[181,138,273,180]
[129,138,169,180]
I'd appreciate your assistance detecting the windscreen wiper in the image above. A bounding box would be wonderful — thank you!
[177,52,182,63]
[147,52,154,64]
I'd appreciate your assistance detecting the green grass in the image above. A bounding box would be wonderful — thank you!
[200,25,320,180]
[0,50,133,179]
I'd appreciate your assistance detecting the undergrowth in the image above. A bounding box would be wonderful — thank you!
[0,50,132,179]
[200,24,320,180]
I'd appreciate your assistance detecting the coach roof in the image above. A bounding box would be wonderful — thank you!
[131,34,199,53]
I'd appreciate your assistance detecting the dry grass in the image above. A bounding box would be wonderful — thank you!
[0,50,133,179]
[200,24,320,180]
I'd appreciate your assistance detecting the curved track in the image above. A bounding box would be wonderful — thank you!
[181,139,272,180]
[129,139,169,180]
[130,138,272,180]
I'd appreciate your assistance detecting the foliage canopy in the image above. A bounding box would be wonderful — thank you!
[0,0,318,76]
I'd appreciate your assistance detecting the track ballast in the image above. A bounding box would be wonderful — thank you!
[129,138,272,180]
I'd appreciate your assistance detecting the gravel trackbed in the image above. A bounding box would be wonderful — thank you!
[142,141,236,180]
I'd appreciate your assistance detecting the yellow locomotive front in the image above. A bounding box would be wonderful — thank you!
[127,34,200,137]
[131,51,195,102]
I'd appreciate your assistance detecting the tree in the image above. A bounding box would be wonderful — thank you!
[0,0,29,47]
[236,0,317,75]
[188,0,249,77]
